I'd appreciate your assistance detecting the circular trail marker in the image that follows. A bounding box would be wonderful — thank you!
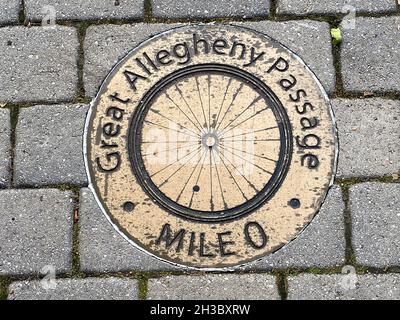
[84,25,338,269]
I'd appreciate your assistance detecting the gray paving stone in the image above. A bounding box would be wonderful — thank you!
[14,104,88,186]
[84,23,179,98]
[0,0,20,24]
[0,26,79,103]
[341,17,400,93]
[287,273,400,300]
[237,20,335,94]
[350,183,400,267]
[333,99,400,178]
[79,188,180,272]
[79,188,344,272]
[8,277,139,300]
[84,20,334,98]
[152,0,269,19]
[0,108,11,187]
[0,189,73,276]
[277,0,397,16]
[24,0,144,21]
[148,274,280,300]
[244,186,345,270]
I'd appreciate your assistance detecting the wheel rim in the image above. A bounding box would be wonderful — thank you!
[128,64,293,222]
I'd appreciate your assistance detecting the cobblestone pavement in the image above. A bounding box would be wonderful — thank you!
[0,1,399,300]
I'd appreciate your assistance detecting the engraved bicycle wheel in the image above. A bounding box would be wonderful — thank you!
[129,64,292,222]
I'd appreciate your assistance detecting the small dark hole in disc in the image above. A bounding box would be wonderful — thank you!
[193,185,200,192]
[289,198,301,209]
[123,201,135,212]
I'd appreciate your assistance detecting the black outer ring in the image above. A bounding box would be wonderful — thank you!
[128,64,293,222]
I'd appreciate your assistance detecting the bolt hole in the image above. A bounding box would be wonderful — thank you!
[289,198,301,209]
[193,185,200,192]
[123,201,135,212]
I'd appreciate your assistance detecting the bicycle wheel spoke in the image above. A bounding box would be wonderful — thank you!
[149,109,201,137]
[209,148,214,211]
[213,149,248,201]
[219,144,273,176]
[144,119,200,139]
[188,148,209,208]
[222,126,278,140]
[175,84,206,134]
[142,140,199,144]
[218,149,259,193]
[211,149,228,210]
[195,76,209,130]
[219,104,271,138]
[215,82,244,131]
[220,143,278,163]
[176,149,208,202]
[143,141,200,157]
[158,147,203,188]
[221,138,281,142]
[218,95,262,134]
[165,91,203,133]
[212,77,232,129]
[208,75,211,133]
[150,146,201,177]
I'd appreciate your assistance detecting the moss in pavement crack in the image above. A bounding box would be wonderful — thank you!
[0,277,12,300]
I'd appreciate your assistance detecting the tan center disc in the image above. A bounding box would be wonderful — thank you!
[85,24,338,269]
[138,68,286,218]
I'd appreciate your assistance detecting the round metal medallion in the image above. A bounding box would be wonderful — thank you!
[84,25,338,269]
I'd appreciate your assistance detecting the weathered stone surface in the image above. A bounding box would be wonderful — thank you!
[79,183,344,272]
[14,104,88,186]
[148,274,280,300]
[277,0,398,16]
[0,0,20,24]
[244,186,345,269]
[237,20,335,93]
[79,188,180,272]
[341,17,400,93]
[84,20,334,97]
[0,26,79,103]
[8,278,139,300]
[0,108,11,187]
[288,273,400,300]
[350,183,400,267]
[152,0,270,19]
[84,23,178,97]
[333,98,400,178]
[24,0,144,21]
[0,189,73,276]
